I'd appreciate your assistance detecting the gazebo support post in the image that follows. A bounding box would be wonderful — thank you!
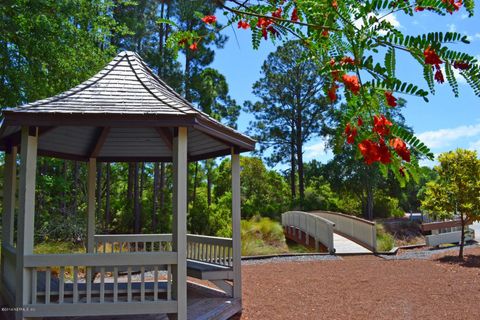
[16,127,38,320]
[171,127,188,320]
[231,149,242,300]
[86,158,97,254]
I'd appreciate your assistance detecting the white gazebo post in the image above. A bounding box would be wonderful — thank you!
[1,144,17,283]
[16,127,38,320]
[171,127,188,319]
[86,158,96,254]
[231,149,242,299]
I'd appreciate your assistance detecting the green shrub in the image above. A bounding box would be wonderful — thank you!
[373,193,404,218]
[376,224,395,252]
[240,216,288,256]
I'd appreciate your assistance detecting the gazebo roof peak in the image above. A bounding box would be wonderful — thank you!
[0,51,255,161]
[6,50,203,116]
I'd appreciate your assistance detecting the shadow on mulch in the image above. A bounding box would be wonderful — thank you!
[436,254,480,268]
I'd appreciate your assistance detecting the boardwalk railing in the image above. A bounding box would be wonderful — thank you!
[94,234,233,268]
[310,210,377,252]
[282,211,335,253]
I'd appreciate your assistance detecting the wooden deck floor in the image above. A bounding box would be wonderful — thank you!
[0,282,241,320]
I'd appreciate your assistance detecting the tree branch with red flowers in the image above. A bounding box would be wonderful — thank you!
[164,0,479,184]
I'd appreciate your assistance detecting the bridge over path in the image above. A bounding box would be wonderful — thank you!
[281,211,376,254]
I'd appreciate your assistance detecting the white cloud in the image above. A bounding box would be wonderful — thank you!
[461,13,469,19]
[469,139,480,153]
[447,23,457,32]
[303,140,333,162]
[417,123,480,149]
[353,13,401,35]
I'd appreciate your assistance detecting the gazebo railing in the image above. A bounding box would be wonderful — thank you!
[94,234,233,268]
[22,251,177,316]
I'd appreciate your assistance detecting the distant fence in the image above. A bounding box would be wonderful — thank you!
[281,211,335,253]
[309,211,377,252]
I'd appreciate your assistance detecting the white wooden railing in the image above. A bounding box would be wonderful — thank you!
[310,210,377,252]
[22,251,177,317]
[282,211,335,253]
[94,234,233,268]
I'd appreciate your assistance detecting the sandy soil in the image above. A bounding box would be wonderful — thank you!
[235,247,480,320]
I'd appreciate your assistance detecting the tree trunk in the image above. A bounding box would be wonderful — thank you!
[206,160,213,207]
[139,163,145,232]
[366,184,374,221]
[96,162,102,221]
[459,210,465,259]
[127,163,134,206]
[290,135,296,200]
[133,163,140,233]
[62,160,68,216]
[72,161,79,216]
[153,162,159,233]
[295,91,305,204]
[192,161,199,206]
[105,163,111,232]
[159,162,166,232]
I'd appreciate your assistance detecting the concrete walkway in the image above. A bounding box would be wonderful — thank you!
[333,233,371,254]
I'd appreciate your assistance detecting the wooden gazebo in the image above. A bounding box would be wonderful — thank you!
[0,51,255,320]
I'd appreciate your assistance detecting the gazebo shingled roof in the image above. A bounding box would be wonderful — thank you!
[0,51,255,162]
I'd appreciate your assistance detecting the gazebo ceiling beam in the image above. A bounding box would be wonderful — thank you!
[155,127,173,150]
[89,127,111,158]
[1,126,56,148]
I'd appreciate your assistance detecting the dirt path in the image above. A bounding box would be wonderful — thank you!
[236,247,480,320]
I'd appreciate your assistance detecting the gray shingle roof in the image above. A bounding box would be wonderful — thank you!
[0,51,255,161]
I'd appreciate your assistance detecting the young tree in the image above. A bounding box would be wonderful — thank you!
[245,40,329,203]
[421,149,480,258]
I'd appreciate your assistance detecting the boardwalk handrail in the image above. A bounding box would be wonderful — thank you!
[309,210,377,252]
[281,211,335,253]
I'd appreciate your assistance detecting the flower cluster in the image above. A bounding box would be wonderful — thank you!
[424,47,444,84]
[346,113,411,166]
[342,74,361,95]
[415,0,462,13]
[201,15,216,24]
[385,91,397,107]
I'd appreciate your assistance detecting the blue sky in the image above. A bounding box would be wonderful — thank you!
[209,7,480,168]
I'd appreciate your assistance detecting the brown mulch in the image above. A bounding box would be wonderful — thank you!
[235,247,480,320]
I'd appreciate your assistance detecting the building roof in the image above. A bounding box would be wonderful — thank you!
[0,51,255,161]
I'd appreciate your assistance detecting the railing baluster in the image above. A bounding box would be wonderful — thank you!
[135,242,138,252]
[140,266,145,302]
[113,267,118,303]
[167,264,171,301]
[86,267,92,303]
[103,241,106,253]
[45,267,51,304]
[31,268,37,304]
[73,266,78,303]
[153,266,158,301]
[213,245,218,264]
[100,267,105,303]
[143,241,146,251]
[222,246,226,266]
[127,267,132,302]
[119,242,123,253]
[127,242,131,252]
[59,267,64,304]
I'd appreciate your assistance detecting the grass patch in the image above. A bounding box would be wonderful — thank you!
[241,216,289,256]
[376,224,395,252]
[34,241,85,255]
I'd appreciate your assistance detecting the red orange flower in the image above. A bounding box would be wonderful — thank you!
[424,47,442,66]
[385,91,397,107]
[237,20,250,29]
[189,42,198,51]
[272,7,282,18]
[345,123,357,144]
[291,8,299,22]
[332,0,338,9]
[201,15,217,24]
[342,74,360,94]
[328,84,338,102]
[434,68,445,83]
[390,138,411,162]
[357,117,363,126]
[373,115,392,136]
[341,56,355,65]
[358,140,379,165]
[453,61,469,70]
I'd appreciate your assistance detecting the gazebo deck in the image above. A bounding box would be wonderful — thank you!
[1,282,241,320]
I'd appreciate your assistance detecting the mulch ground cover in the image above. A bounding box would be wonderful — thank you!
[235,247,480,320]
